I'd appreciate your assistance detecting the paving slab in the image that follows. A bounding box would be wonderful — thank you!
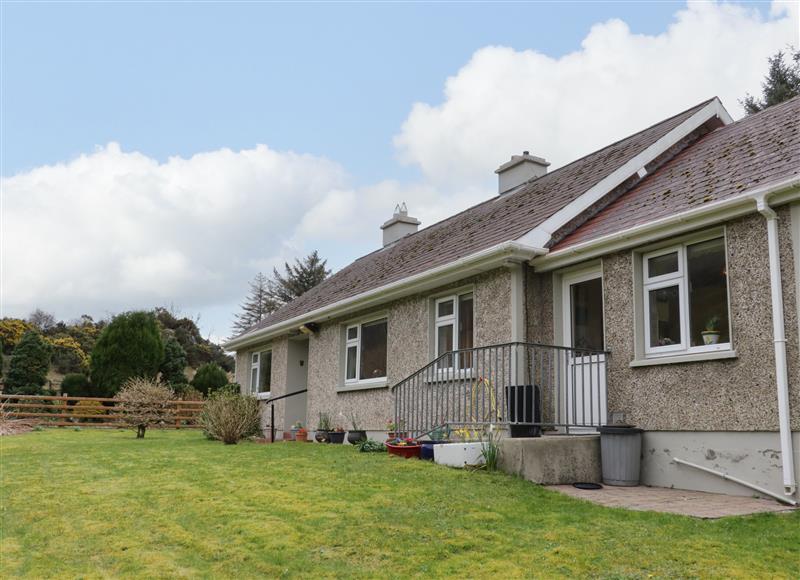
[548,484,797,518]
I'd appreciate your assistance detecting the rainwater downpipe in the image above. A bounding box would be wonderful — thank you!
[755,194,797,498]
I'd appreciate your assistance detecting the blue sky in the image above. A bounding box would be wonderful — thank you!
[1,1,795,341]
[4,1,687,180]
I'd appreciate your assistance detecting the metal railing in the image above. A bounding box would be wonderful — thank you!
[260,389,307,442]
[391,342,609,439]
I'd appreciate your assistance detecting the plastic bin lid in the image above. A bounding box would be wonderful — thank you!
[598,425,643,434]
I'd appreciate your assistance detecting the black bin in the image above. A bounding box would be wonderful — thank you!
[505,384,541,438]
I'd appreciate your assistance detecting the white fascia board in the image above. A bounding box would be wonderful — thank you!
[223,240,546,351]
[534,177,800,272]
[516,98,733,249]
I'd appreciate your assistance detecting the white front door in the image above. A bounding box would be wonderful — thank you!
[562,269,607,429]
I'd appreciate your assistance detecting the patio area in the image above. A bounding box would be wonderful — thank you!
[548,484,797,518]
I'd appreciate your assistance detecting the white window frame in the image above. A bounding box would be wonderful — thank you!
[250,350,272,397]
[344,315,388,388]
[434,292,474,371]
[641,233,731,358]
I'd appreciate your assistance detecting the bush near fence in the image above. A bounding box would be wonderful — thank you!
[0,394,204,428]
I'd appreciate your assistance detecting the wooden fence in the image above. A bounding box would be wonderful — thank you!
[0,393,204,429]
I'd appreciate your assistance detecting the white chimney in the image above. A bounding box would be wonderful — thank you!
[495,151,549,195]
[381,203,420,247]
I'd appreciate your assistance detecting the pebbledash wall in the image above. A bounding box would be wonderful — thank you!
[304,268,514,433]
[537,205,800,497]
[235,267,516,435]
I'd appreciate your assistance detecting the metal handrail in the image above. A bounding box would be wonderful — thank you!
[260,388,308,442]
[392,342,610,438]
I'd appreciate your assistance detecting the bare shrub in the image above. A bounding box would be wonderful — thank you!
[116,377,174,438]
[199,391,260,444]
[0,401,37,436]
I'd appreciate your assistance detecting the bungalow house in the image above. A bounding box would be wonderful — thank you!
[224,96,800,502]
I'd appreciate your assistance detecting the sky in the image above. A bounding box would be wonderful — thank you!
[1,1,798,344]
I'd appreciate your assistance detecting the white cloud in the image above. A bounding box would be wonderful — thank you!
[1,143,348,325]
[394,1,799,187]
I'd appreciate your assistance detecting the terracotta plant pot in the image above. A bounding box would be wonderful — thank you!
[329,431,346,444]
[282,431,294,441]
[347,430,367,445]
[295,431,308,442]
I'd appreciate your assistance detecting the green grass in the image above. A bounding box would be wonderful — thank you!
[2,430,798,579]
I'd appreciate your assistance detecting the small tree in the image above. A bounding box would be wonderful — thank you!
[742,47,800,114]
[116,377,174,438]
[60,373,93,397]
[160,336,189,387]
[5,331,52,394]
[27,309,57,332]
[199,390,260,444]
[90,311,164,397]
[191,363,229,396]
[231,272,277,335]
[269,250,331,306]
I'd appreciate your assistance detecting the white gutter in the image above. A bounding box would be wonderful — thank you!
[537,176,800,271]
[673,457,797,506]
[224,240,546,350]
[755,193,797,498]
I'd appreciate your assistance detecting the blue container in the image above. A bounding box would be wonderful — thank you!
[420,441,448,460]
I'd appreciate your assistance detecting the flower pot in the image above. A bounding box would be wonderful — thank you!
[295,431,308,442]
[282,430,294,441]
[329,431,346,444]
[315,430,330,443]
[701,331,720,345]
[347,430,367,445]
[387,432,408,440]
[386,441,421,459]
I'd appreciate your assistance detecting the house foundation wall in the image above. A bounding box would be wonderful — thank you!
[641,431,800,499]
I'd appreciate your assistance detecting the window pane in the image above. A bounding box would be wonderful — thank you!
[347,327,358,341]
[570,278,604,351]
[648,252,679,278]
[346,345,357,380]
[252,352,259,365]
[259,351,272,392]
[648,285,681,347]
[250,367,258,393]
[687,238,729,347]
[437,323,454,367]
[437,299,454,318]
[359,320,387,380]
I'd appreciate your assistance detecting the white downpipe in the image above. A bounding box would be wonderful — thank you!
[673,457,797,506]
[755,195,797,497]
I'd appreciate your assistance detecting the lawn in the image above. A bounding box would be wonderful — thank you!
[1,430,798,579]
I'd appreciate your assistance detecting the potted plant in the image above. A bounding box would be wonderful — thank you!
[347,412,367,445]
[702,316,721,345]
[386,419,407,440]
[295,427,309,442]
[315,412,332,443]
[330,425,346,444]
[385,437,422,459]
[290,421,304,441]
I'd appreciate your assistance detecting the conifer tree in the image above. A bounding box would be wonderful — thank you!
[231,272,276,335]
[268,250,331,306]
[741,47,800,114]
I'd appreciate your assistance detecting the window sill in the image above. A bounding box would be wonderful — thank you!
[630,350,737,367]
[255,391,272,400]
[425,368,475,384]
[337,379,388,392]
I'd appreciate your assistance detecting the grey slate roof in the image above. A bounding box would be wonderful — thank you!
[554,96,800,250]
[237,98,715,338]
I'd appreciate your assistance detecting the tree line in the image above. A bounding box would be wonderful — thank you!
[1,308,233,398]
